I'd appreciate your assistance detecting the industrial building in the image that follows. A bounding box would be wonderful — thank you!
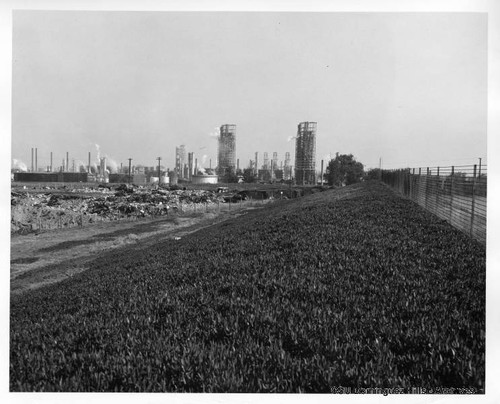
[175,145,186,178]
[217,124,236,176]
[295,121,317,185]
[13,172,89,183]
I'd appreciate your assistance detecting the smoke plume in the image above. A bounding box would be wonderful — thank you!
[208,127,220,139]
[105,156,118,174]
[12,159,27,172]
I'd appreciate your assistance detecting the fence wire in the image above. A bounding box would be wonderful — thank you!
[381,164,487,245]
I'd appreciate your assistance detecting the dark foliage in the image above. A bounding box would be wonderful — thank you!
[242,168,256,183]
[325,154,364,186]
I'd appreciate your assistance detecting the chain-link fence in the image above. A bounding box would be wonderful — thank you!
[381,164,487,245]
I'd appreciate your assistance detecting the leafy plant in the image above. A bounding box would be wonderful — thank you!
[10,182,485,392]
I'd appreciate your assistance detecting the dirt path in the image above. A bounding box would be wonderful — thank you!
[10,207,260,295]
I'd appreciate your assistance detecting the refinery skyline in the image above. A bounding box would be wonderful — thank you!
[12,122,313,183]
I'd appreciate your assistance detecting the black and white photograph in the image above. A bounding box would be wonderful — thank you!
[2,0,499,402]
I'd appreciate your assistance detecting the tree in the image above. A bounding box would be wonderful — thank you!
[242,168,256,183]
[366,168,382,181]
[219,167,239,183]
[325,154,364,186]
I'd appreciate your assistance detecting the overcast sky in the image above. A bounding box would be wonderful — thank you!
[11,11,487,171]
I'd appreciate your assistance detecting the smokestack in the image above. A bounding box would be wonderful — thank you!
[100,157,106,175]
[237,158,239,171]
[50,152,53,172]
[188,152,194,182]
[35,148,37,172]
[31,148,34,172]
[62,159,64,172]
[255,152,258,175]
[88,152,91,173]
[195,158,198,175]
[66,152,69,173]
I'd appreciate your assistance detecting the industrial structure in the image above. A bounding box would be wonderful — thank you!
[284,152,292,181]
[217,124,236,176]
[295,121,317,185]
[192,175,218,185]
[175,145,186,179]
[14,121,319,185]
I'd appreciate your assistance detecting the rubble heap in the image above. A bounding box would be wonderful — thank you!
[11,185,232,234]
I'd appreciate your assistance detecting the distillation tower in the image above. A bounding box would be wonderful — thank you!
[294,121,317,185]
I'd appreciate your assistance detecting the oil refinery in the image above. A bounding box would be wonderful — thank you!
[12,122,320,185]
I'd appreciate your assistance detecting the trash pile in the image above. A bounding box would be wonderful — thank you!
[11,185,240,234]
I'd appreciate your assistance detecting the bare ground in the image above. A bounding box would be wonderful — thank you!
[10,206,260,295]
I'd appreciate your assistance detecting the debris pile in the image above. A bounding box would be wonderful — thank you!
[10,186,232,234]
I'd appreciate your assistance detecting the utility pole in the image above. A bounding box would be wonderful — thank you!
[157,157,161,188]
[320,159,324,186]
[128,158,132,184]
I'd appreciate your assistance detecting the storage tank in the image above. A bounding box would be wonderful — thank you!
[192,175,218,185]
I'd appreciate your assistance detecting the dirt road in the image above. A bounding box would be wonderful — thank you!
[10,207,257,295]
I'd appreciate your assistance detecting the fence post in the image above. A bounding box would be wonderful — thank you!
[425,167,429,210]
[436,167,440,209]
[470,164,477,238]
[406,169,410,196]
[409,168,413,199]
[450,166,455,224]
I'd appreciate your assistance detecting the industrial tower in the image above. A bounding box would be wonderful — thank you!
[175,145,186,177]
[217,124,236,176]
[295,121,317,185]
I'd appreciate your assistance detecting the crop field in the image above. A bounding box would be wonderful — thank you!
[10,181,485,392]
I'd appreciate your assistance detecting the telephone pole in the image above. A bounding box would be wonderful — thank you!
[128,158,132,184]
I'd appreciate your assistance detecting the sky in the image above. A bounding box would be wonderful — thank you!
[11,11,487,172]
